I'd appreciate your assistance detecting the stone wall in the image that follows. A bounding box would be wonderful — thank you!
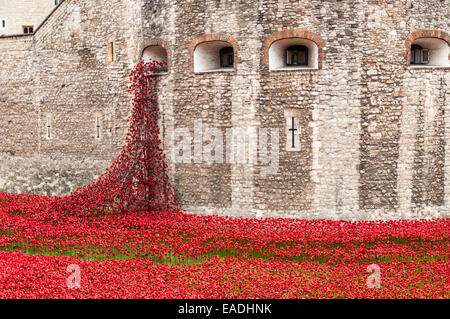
[145,0,449,219]
[0,35,37,158]
[0,0,143,197]
[0,0,448,220]
[0,0,56,36]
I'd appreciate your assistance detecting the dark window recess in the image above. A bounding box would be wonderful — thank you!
[220,47,234,68]
[286,45,309,66]
[410,44,429,65]
[23,26,34,34]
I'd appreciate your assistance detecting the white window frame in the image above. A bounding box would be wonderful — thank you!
[421,49,430,64]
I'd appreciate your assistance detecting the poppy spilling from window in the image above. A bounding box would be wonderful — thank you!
[49,60,181,216]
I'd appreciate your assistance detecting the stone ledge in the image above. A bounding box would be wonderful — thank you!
[270,67,319,72]
[194,68,235,74]
[409,66,450,71]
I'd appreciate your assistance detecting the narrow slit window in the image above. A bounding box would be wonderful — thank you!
[110,42,114,60]
[1,19,6,29]
[95,116,101,139]
[46,116,52,139]
[108,41,116,63]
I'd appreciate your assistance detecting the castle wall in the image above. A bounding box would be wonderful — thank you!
[0,0,448,219]
[0,0,56,36]
[0,0,144,196]
[145,0,449,219]
[0,35,35,157]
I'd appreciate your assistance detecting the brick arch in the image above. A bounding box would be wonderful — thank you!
[262,30,326,70]
[405,30,449,66]
[141,39,171,73]
[189,33,241,73]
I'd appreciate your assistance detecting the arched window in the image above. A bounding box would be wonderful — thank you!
[268,38,318,71]
[406,31,449,68]
[263,30,325,71]
[142,45,169,73]
[220,47,234,68]
[194,41,235,73]
[286,45,308,66]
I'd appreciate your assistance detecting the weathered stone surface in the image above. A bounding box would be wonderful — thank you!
[0,0,448,220]
[0,0,56,36]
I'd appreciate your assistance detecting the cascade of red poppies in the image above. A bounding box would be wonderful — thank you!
[50,60,181,216]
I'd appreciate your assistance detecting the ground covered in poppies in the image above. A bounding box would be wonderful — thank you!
[0,192,448,299]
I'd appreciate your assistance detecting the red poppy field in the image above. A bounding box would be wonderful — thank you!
[0,192,448,299]
[0,61,448,299]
